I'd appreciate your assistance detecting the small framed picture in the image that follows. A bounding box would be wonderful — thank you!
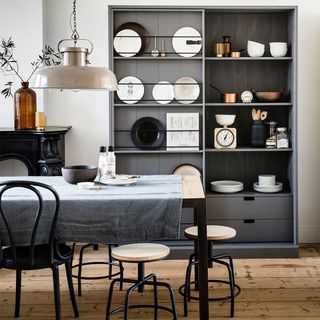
[166,113,199,150]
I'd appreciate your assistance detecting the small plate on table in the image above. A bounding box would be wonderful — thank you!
[100,175,139,186]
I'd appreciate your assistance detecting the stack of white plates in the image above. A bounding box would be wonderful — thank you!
[210,180,243,193]
[253,182,283,193]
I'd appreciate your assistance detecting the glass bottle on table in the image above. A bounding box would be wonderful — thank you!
[106,146,116,176]
[98,146,107,179]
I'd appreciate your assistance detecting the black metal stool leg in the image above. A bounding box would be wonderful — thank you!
[105,278,119,320]
[152,274,158,320]
[119,261,124,291]
[137,262,145,293]
[156,281,178,320]
[183,259,194,316]
[77,243,93,296]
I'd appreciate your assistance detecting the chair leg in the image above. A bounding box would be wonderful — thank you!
[105,279,119,320]
[52,266,62,320]
[152,275,158,320]
[15,269,22,318]
[155,281,178,320]
[77,243,92,296]
[119,261,124,291]
[211,258,236,317]
[65,260,79,318]
[108,244,113,279]
[183,259,195,317]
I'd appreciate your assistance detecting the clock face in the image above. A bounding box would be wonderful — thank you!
[216,128,235,147]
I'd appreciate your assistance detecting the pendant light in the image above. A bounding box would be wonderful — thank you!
[30,0,117,90]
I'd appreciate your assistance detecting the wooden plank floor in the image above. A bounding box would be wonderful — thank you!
[1,245,320,319]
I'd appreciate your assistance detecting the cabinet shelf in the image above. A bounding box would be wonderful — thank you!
[206,191,293,197]
[205,148,293,152]
[114,103,203,107]
[114,56,203,60]
[115,149,203,154]
[205,57,292,61]
[205,102,292,107]
[110,5,297,257]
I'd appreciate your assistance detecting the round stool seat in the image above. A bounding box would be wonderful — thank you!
[111,243,170,262]
[185,225,236,241]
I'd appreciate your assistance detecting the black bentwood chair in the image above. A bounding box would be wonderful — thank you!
[0,180,79,320]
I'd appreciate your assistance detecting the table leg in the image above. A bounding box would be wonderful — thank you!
[195,198,209,319]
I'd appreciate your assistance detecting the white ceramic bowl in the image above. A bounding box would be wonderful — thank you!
[215,114,236,126]
[269,42,288,57]
[247,40,265,57]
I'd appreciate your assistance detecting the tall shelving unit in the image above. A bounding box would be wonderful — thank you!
[108,6,298,258]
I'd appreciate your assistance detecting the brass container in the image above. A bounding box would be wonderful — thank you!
[223,36,231,57]
[213,43,225,57]
[223,93,237,103]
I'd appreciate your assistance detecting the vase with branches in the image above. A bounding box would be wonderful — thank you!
[0,38,60,129]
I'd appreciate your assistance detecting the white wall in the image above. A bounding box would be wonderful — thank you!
[1,0,320,243]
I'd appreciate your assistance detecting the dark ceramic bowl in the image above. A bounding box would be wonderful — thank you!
[62,165,97,184]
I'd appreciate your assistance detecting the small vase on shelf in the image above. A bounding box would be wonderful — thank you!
[14,81,37,130]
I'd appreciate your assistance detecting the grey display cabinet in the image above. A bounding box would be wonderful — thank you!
[108,6,298,258]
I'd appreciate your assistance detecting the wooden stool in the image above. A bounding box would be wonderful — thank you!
[71,243,123,296]
[179,225,241,317]
[106,243,177,320]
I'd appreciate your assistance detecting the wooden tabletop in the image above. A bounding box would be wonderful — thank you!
[181,175,205,200]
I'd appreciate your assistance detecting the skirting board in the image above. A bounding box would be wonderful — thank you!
[299,227,320,243]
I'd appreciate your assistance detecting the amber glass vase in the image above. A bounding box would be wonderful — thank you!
[14,82,37,129]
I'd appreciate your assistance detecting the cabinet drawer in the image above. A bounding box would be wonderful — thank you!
[207,196,292,220]
[208,219,293,243]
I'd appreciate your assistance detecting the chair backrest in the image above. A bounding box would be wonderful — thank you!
[0,180,60,267]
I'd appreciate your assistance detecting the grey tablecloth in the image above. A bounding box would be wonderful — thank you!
[0,175,182,245]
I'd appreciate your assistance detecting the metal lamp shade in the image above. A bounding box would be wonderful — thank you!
[31,65,118,90]
[30,46,118,90]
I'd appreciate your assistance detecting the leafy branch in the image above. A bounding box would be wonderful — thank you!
[0,38,61,98]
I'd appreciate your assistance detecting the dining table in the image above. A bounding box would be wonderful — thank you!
[0,174,208,319]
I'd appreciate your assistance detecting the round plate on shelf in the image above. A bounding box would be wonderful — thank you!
[113,29,142,57]
[210,180,244,193]
[172,164,202,176]
[172,27,202,57]
[253,182,283,193]
[131,117,165,149]
[152,81,174,104]
[116,22,149,55]
[117,76,144,104]
[173,77,200,104]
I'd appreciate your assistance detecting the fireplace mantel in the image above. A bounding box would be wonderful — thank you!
[0,126,70,176]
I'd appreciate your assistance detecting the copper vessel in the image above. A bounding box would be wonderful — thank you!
[213,42,225,57]
[223,93,237,103]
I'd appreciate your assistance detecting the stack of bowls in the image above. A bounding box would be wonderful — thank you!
[270,42,287,57]
[210,180,243,193]
[247,40,265,57]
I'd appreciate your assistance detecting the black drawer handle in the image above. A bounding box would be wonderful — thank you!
[243,196,255,201]
[244,219,255,224]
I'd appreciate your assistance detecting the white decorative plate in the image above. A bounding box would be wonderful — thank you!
[152,81,174,104]
[253,182,283,193]
[173,77,200,104]
[172,27,202,57]
[113,29,142,57]
[100,175,138,186]
[172,164,201,176]
[117,76,144,104]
